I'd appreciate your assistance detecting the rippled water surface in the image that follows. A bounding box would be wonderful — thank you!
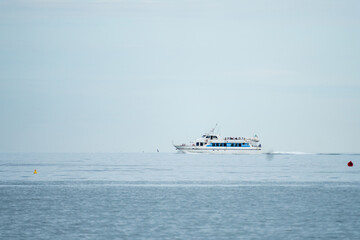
[1,153,360,239]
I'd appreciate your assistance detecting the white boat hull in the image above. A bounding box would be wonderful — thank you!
[174,145,262,154]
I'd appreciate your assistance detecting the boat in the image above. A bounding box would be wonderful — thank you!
[173,125,262,154]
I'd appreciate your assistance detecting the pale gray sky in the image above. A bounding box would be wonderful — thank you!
[0,0,359,153]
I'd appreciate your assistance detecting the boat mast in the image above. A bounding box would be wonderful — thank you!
[209,123,218,134]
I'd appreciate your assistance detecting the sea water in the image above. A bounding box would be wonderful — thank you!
[0,153,359,239]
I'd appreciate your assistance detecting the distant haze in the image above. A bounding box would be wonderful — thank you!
[1,0,359,153]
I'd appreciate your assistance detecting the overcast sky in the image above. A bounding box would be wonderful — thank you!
[0,0,359,153]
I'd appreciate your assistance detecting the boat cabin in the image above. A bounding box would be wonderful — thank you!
[201,135,218,140]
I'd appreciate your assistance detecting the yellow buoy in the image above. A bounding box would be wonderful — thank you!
[34,169,37,174]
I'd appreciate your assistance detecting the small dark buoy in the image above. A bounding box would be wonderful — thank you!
[348,161,353,167]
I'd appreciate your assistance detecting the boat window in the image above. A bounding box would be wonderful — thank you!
[200,143,203,146]
[231,143,234,147]
[196,142,199,146]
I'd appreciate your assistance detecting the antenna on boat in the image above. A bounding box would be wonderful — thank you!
[209,123,218,134]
